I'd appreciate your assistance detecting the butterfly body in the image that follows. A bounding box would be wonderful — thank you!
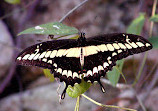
[16,33,152,99]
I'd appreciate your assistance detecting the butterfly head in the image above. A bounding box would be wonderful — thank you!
[77,32,86,46]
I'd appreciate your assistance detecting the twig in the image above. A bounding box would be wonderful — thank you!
[101,78,131,89]
[59,0,89,22]
[82,94,137,111]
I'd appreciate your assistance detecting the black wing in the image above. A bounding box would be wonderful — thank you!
[82,33,152,83]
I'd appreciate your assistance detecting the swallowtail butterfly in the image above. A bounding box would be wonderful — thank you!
[16,33,152,99]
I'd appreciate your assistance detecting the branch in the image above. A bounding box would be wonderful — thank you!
[59,0,89,22]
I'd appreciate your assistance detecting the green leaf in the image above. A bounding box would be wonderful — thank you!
[107,60,124,86]
[43,69,54,82]
[148,36,158,49]
[127,13,145,35]
[4,0,20,4]
[150,14,158,22]
[18,22,79,36]
[66,79,91,98]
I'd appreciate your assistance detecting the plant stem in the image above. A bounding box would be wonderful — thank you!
[82,94,137,111]
[59,0,89,22]
[133,0,157,86]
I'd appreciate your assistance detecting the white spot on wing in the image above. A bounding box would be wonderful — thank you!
[103,62,109,68]
[50,50,57,58]
[93,67,98,74]
[56,49,66,57]
[136,42,144,47]
[106,44,115,51]
[57,68,62,74]
[112,52,117,56]
[62,70,67,76]
[73,72,79,78]
[42,58,47,62]
[118,43,126,49]
[47,60,52,64]
[45,51,52,58]
[145,43,151,47]
[125,43,132,49]
[67,70,72,77]
[113,43,120,49]
[22,54,30,60]
[17,57,22,60]
[97,44,108,52]
[118,50,122,53]
[53,63,57,68]
[87,70,93,76]
[33,53,40,60]
[98,65,104,71]
[39,52,47,59]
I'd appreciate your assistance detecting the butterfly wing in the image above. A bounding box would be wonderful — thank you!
[82,33,152,83]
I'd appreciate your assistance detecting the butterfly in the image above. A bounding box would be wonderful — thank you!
[16,33,152,99]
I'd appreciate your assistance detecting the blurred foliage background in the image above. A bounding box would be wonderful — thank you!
[0,0,158,111]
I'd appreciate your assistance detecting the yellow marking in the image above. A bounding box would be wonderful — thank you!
[53,63,57,67]
[28,54,37,60]
[108,60,112,64]
[103,62,109,68]
[66,48,77,57]
[98,65,104,71]
[118,43,126,49]
[17,57,22,60]
[73,48,80,58]
[125,43,132,49]
[84,46,98,56]
[107,56,111,60]
[45,51,52,57]
[47,60,52,64]
[33,53,40,60]
[39,51,47,59]
[73,72,79,78]
[113,43,120,49]
[22,54,30,60]
[136,42,144,47]
[56,49,66,57]
[145,43,150,47]
[129,42,138,48]
[50,50,57,58]
[118,50,122,53]
[79,74,82,79]
[97,44,108,52]
[112,52,117,56]
[42,58,47,62]
[62,70,67,76]
[106,44,115,51]
[67,70,72,77]
[93,67,98,74]
[87,70,93,76]
[57,68,62,73]
[63,48,73,56]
